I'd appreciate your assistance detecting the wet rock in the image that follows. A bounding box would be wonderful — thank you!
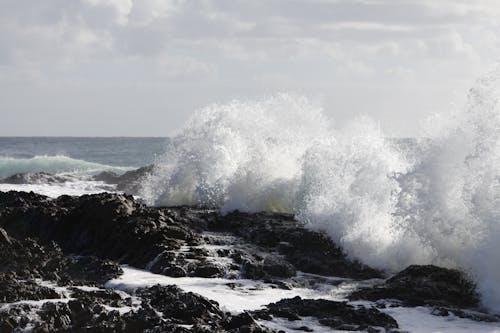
[213,211,382,279]
[0,226,121,285]
[162,265,188,277]
[436,307,500,322]
[66,256,123,285]
[137,284,224,324]
[0,227,11,244]
[242,258,265,279]
[93,165,154,195]
[262,256,296,278]
[0,172,74,185]
[115,165,154,193]
[35,302,72,332]
[91,170,120,183]
[252,296,399,332]
[0,191,200,270]
[0,273,60,303]
[350,265,479,308]
[193,263,225,278]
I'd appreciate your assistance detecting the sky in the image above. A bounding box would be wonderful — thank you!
[0,0,499,137]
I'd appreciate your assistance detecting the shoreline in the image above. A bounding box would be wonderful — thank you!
[0,190,498,332]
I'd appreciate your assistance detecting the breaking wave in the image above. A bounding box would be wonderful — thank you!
[141,72,500,313]
[0,155,129,178]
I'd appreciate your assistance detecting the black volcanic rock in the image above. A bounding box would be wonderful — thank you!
[211,211,382,279]
[0,190,493,331]
[0,191,199,269]
[0,191,380,281]
[0,284,276,333]
[92,170,121,183]
[137,284,224,324]
[252,296,399,332]
[350,265,480,308]
[0,225,121,284]
[0,273,60,303]
[93,164,154,194]
[0,172,74,185]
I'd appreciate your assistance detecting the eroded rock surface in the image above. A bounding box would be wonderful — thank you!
[252,296,400,332]
[0,190,494,332]
[350,265,479,308]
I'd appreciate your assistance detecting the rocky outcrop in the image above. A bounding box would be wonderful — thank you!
[212,211,382,279]
[0,191,198,270]
[0,284,275,333]
[0,273,60,303]
[93,164,154,194]
[252,296,400,332]
[0,226,121,285]
[0,221,275,332]
[350,265,479,308]
[0,190,494,332]
[0,172,75,184]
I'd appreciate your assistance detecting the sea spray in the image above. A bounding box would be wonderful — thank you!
[296,119,415,271]
[141,93,329,211]
[142,75,500,312]
[406,71,500,312]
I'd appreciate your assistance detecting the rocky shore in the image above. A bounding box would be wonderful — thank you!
[0,189,497,332]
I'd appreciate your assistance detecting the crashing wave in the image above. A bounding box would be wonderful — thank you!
[141,72,500,313]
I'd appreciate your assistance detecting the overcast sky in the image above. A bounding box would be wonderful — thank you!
[1,0,499,136]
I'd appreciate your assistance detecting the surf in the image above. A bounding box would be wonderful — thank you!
[141,72,500,313]
[0,155,130,178]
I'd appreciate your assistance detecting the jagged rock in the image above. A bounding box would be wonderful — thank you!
[0,226,122,285]
[350,265,479,308]
[66,256,123,285]
[0,273,60,303]
[252,296,399,332]
[0,284,277,333]
[0,190,493,331]
[262,256,296,278]
[137,284,224,324]
[0,191,200,269]
[212,211,382,279]
[91,170,120,183]
[0,227,11,244]
[0,172,74,185]
[93,165,154,195]
[193,263,225,278]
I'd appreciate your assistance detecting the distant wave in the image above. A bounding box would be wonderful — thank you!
[0,155,130,178]
[141,70,500,313]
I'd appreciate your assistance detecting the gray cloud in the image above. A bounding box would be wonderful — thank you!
[0,0,499,136]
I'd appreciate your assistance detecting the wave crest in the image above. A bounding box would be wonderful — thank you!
[141,75,500,313]
[0,155,129,178]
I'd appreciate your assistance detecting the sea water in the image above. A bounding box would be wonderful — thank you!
[2,72,500,316]
[140,71,500,314]
[0,137,167,196]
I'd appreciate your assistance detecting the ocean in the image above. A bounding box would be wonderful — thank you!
[0,137,168,197]
[0,137,168,175]
[1,76,500,324]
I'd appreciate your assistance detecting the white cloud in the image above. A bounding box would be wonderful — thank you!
[0,0,499,136]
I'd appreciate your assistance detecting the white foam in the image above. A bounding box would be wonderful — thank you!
[105,266,340,313]
[258,316,350,333]
[382,306,500,333]
[141,74,500,312]
[107,267,500,332]
[0,155,130,178]
[0,180,117,198]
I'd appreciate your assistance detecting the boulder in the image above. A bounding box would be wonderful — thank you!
[252,296,399,332]
[350,265,479,308]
